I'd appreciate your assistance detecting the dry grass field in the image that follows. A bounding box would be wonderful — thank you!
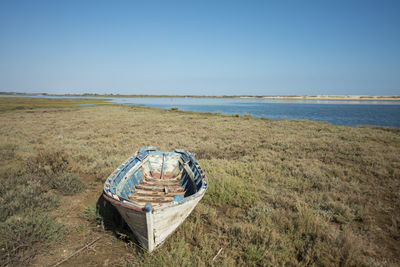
[0,97,399,266]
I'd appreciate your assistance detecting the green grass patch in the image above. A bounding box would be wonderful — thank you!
[0,96,109,112]
[83,205,102,224]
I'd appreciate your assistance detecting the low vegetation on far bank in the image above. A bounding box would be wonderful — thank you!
[0,97,399,266]
[0,96,110,112]
[1,92,400,100]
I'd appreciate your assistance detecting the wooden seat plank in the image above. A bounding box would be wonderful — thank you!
[132,189,185,197]
[142,180,182,186]
[129,195,174,203]
[135,184,185,192]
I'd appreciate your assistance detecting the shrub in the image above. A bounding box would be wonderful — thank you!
[0,144,17,160]
[0,172,59,221]
[46,172,86,196]
[0,213,66,266]
[25,148,85,195]
[83,205,102,224]
[244,245,268,266]
[26,147,70,176]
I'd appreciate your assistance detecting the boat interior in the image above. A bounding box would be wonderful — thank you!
[106,149,205,207]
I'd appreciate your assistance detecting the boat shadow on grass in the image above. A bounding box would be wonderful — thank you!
[95,194,144,252]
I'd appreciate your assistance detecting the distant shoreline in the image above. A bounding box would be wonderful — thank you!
[1,92,399,100]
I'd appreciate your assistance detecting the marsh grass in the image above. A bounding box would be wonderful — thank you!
[83,205,102,224]
[26,147,85,195]
[0,133,86,265]
[26,147,70,176]
[0,96,109,112]
[47,172,86,195]
[0,213,66,266]
[1,97,400,266]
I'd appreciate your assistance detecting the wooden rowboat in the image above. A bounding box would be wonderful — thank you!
[103,146,207,251]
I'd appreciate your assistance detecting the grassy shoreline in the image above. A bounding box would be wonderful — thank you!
[1,97,399,266]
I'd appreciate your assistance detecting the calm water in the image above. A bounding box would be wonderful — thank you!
[5,95,400,127]
[111,97,400,127]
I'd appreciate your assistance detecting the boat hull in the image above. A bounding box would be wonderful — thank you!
[103,186,206,251]
[103,147,207,251]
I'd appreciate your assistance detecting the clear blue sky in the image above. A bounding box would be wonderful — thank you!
[0,0,399,95]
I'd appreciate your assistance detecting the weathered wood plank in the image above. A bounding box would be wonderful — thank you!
[144,176,180,183]
[142,180,182,186]
[154,220,185,246]
[153,199,201,245]
[153,200,199,227]
[154,206,195,232]
[116,206,148,245]
[146,212,154,251]
[128,200,162,207]
[129,195,175,202]
[132,189,185,197]
[135,184,185,192]
[143,170,183,180]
